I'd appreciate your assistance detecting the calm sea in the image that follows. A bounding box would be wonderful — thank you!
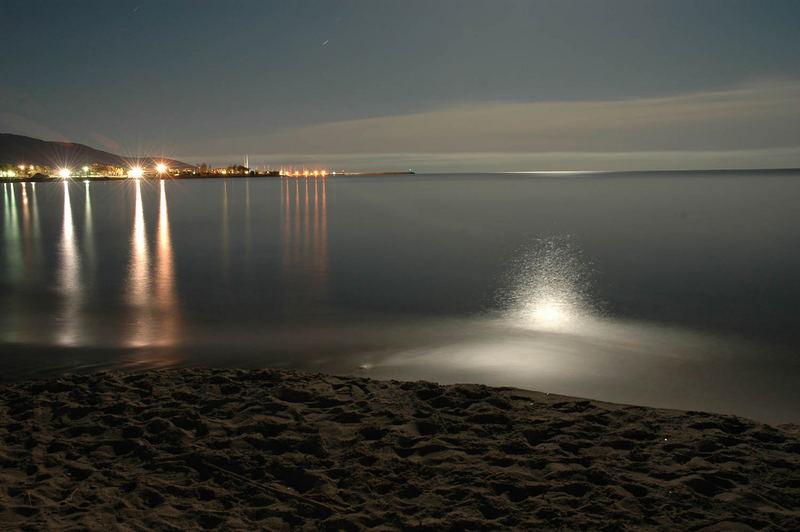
[1,171,798,422]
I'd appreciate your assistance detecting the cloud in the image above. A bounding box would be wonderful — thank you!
[174,148,800,173]
[178,80,800,159]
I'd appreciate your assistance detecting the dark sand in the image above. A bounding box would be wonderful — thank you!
[1,368,798,530]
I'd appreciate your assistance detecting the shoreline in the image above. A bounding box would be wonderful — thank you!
[1,170,416,183]
[1,367,798,529]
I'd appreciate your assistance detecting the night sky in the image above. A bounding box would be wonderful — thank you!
[2,0,799,171]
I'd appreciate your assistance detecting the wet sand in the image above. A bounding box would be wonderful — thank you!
[1,368,798,530]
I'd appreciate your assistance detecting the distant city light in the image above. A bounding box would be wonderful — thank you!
[279,168,330,177]
[18,164,25,170]
[82,166,89,172]
[156,163,167,173]
[59,168,71,178]
[129,167,143,178]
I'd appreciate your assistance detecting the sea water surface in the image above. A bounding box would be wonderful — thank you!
[1,171,799,423]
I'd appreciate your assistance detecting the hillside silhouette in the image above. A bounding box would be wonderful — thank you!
[0,133,194,170]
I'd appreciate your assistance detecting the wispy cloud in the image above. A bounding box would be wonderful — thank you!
[178,80,800,167]
[174,148,800,173]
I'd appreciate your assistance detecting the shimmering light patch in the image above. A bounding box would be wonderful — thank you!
[503,236,594,332]
[509,171,606,175]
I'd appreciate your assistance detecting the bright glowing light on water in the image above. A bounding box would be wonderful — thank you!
[3,183,22,284]
[57,180,80,345]
[82,166,89,172]
[156,163,167,173]
[126,179,150,346]
[528,299,572,327]
[506,236,593,332]
[59,168,70,178]
[155,179,179,346]
[129,167,144,178]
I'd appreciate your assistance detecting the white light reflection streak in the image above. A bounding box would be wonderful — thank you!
[282,177,291,273]
[125,179,151,346]
[2,183,8,228]
[30,182,40,242]
[1,184,23,343]
[281,176,329,312]
[7,184,22,282]
[293,179,300,268]
[3,185,23,282]
[83,181,95,274]
[321,180,328,277]
[19,183,38,281]
[154,179,180,346]
[20,183,30,242]
[57,181,81,345]
[221,182,229,282]
[304,178,310,263]
[244,180,252,265]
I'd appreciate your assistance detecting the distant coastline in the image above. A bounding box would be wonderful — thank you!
[0,170,417,183]
[8,168,800,183]
[1,133,417,181]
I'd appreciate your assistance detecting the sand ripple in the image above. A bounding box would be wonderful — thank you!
[1,368,798,530]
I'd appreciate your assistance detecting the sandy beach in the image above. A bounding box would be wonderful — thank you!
[1,368,798,530]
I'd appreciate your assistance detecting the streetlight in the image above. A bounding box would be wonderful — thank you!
[129,167,143,178]
[156,163,167,174]
[59,168,71,178]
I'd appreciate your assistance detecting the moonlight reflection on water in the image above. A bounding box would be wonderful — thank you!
[505,236,596,332]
